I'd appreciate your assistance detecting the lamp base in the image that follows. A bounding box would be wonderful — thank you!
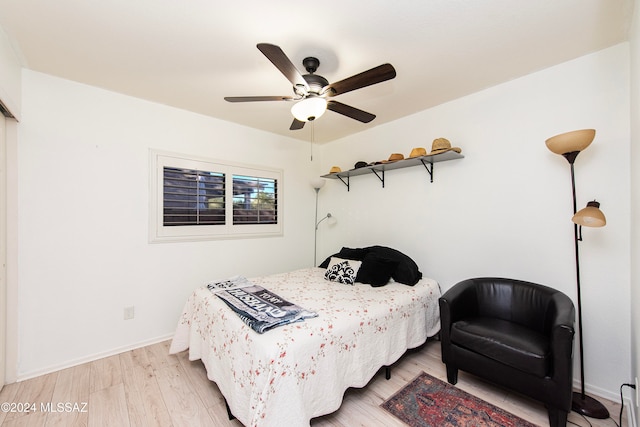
[572,392,610,419]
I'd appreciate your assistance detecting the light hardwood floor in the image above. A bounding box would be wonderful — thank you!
[0,339,628,427]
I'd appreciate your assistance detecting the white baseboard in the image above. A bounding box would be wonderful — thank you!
[574,380,619,403]
[15,333,174,382]
[624,395,638,427]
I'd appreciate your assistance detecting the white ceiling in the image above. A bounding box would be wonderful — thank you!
[0,0,633,143]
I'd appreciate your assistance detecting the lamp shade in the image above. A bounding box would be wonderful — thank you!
[545,129,595,155]
[310,177,325,190]
[572,200,606,227]
[291,97,327,122]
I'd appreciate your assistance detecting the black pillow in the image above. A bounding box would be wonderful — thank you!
[338,247,369,260]
[356,253,398,287]
[319,247,370,268]
[364,245,422,286]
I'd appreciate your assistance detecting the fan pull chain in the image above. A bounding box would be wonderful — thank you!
[310,121,315,161]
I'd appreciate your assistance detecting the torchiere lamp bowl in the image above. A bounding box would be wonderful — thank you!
[545,129,596,156]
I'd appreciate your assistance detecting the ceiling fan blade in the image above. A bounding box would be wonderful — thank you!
[224,96,296,102]
[327,101,376,123]
[257,43,309,91]
[325,63,396,97]
[290,118,305,130]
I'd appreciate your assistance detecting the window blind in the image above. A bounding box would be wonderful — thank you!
[232,175,277,225]
[163,167,225,226]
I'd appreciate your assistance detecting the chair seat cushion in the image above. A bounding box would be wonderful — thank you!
[450,317,550,378]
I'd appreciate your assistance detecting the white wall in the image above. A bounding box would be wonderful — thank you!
[629,0,640,423]
[15,70,323,378]
[0,23,21,384]
[319,44,631,401]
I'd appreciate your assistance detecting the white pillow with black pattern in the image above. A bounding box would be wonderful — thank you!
[324,257,362,285]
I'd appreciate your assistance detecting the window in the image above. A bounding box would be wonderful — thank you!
[163,167,226,226]
[232,175,277,225]
[150,150,282,242]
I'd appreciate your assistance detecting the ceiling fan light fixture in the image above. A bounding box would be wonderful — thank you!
[291,97,327,122]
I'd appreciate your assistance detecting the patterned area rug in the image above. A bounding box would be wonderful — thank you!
[381,372,540,427]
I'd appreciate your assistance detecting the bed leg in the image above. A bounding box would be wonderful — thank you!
[224,398,235,420]
[385,366,391,380]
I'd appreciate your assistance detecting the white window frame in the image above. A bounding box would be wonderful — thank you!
[149,150,283,243]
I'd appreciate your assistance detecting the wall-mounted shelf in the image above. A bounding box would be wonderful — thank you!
[320,151,464,191]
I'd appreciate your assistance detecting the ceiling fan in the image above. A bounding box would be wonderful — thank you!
[224,43,397,130]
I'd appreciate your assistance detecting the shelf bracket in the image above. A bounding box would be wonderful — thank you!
[336,174,350,191]
[371,169,385,188]
[420,159,434,183]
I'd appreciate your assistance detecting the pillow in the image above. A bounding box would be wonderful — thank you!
[356,253,398,287]
[324,257,362,285]
[319,247,370,268]
[364,246,422,286]
[337,247,369,260]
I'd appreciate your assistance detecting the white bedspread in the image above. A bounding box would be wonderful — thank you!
[169,267,441,427]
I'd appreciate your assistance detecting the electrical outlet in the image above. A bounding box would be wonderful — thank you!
[124,306,135,320]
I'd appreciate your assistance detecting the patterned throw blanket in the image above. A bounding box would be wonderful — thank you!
[207,276,318,333]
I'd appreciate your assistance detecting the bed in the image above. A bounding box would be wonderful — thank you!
[169,248,441,427]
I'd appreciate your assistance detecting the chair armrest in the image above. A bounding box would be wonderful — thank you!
[549,292,575,382]
[439,279,479,325]
[438,279,478,347]
[549,291,575,344]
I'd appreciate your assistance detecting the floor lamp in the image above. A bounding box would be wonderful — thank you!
[311,178,328,266]
[545,129,609,419]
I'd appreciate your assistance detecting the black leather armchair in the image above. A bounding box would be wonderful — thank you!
[439,278,575,427]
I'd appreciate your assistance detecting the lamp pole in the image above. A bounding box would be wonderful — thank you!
[314,187,320,266]
[311,178,326,266]
[567,154,586,400]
